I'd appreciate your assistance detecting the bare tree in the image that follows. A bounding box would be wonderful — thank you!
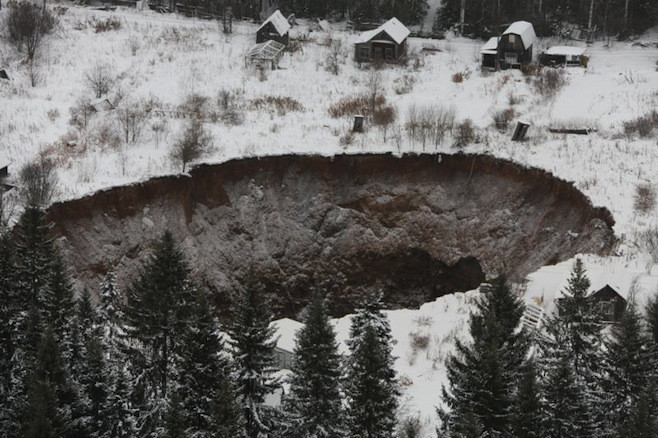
[6,1,54,60]
[85,62,115,98]
[170,118,212,172]
[115,103,149,145]
[19,157,58,207]
[365,70,383,115]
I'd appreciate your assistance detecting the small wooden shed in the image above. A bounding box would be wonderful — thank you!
[590,284,627,323]
[480,37,499,70]
[539,46,588,67]
[256,10,291,46]
[354,17,410,63]
[245,40,286,70]
[498,21,536,69]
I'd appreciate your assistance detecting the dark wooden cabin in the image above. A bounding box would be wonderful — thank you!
[590,284,627,323]
[480,37,499,70]
[354,18,410,63]
[497,21,536,69]
[256,10,290,46]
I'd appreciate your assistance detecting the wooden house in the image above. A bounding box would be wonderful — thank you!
[497,21,536,69]
[270,318,303,370]
[589,284,627,323]
[480,37,499,70]
[256,10,291,46]
[539,46,588,67]
[354,17,410,63]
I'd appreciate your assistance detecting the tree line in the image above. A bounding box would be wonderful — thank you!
[440,259,658,437]
[0,205,399,437]
[434,0,657,39]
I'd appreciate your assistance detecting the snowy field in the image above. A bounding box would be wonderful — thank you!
[2,4,658,434]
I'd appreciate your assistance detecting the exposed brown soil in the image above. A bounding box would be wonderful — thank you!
[47,153,615,319]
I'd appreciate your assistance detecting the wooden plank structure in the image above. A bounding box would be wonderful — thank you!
[497,21,536,69]
[354,17,410,63]
[245,40,286,70]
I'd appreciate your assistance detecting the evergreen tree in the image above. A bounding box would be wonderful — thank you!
[0,233,17,418]
[229,276,279,438]
[209,376,245,438]
[176,286,229,436]
[439,276,528,437]
[98,270,125,364]
[84,334,109,436]
[513,359,543,438]
[538,259,603,437]
[345,291,398,438]
[123,231,195,435]
[103,366,137,438]
[287,295,345,438]
[165,392,185,438]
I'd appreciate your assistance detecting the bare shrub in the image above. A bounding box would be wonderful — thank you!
[453,119,478,148]
[636,227,658,264]
[451,71,468,83]
[93,16,121,33]
[623,111,658,138]
[325,39,344,75]
[217,88,245,125]
[115,101,151,144]
[178,93,209,115]
[397,415,424,438]
[329,95,386,118]
[402,49,425,71]
[85,63,115,98]
[170,118,212,172]
[492,107,516,132]
[91,122,121,150]
[532,68,567,97]
[19,157,58,207]
[69,96,94,130]
[339,131,354,146]
[634,184,656,214]
[6,1,55,60]
[410,332,429,351]
[251,96,303,116]
[406,104,456,148]
[47,108,60,121]
[393,73,416,95]
[508,93,522,106]
[26,59,40,87]
[372,105,397,140]
[126,34,141,56]
[365,71,384,114]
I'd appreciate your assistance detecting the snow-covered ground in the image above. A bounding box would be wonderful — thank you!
[3,5,658,434]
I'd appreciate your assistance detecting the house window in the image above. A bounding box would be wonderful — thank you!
[505,52,518,65]
[385,48,394,60]
[373,47,383,59]
[359,47,370,59]
[509,34,516,44]
[599,300,614,320]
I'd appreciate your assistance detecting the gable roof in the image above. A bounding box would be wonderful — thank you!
[257,10,291,36]
[270,318,304,353]
[357,17,410,45]
[502,21,536,49]
[246,40,286,61]
[544,45,586,56]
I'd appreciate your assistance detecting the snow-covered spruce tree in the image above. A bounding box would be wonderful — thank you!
[601,301,655,437]
[286,295,345,438]
[512,359,544,438]
[228,276,280,438]
[103,365,137,438]
[98,270,125,363]
[438,275,529,437]
[165,391,185,438]
[123,231,195,436]
[0,233,17,416]
[538,258,603,436]
[209,376,245,437]
[176,286,230,436]
[345,291,398,438]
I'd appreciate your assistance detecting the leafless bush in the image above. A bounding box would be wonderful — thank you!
[69,96,94,130]
[636,227,658,264]
[623,111,658,138]
[634,183,656,214]
[452,71,468,83]
[85,63,115,98]
[393,73,416,95]
[6,1,55,60]
[339,131,354,146]
[93,16,121,33]
[126,34,141,56]
[170,118,212,172]
[19,157,58,207]
[410,332,429,351]
[372,105,397,141]
[365,71,384,114]
[492,107,516,132]
[508,93,522,106]
[453,119,478,148]
[328,94,387,118]
[406,104,456,148]
[397,415,424,438]
[532,68,567,97]
[402,49,425,71]
[47,108,60,121]
[115,101,151,144]
[179,93,209,115]
[217,89,245,125]
[91,121,121,150]
[325,39,344,75]
[251,95,303,116]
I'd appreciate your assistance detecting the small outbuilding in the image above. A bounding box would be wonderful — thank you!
[354,17,410,63]
[245,39,286,70]
[480,36,499,69]
[256,10,291,46]
[270,318,303,370]
[589,284,627,323]
[498,21,536,69]
[539,46,588,67]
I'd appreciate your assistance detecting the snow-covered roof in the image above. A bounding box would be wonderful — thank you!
[270,318,304,353]
[257,10,291,36]
[502,21,536,49]
[246,40,286,60]
[544,46,586,56]
[357,17,410,45]
[0,154,9,170]
[480,36,499,54]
